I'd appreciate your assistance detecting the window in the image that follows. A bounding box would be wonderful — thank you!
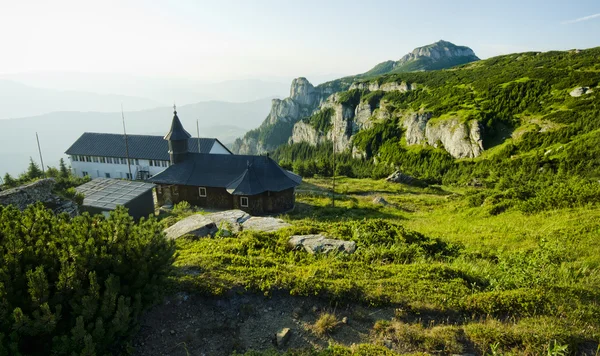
[71,155,78,162]
[149,160,153,166]
[105,173,111,178]
[161,161,168,167]
[85,156,91,162]
[199,187,207,197]
[92,156,99,163]
[120,158,127,164]
[100,157,106,163]
[135,159,140,165]
[82,171,89,176]
[80,156,85,161]
[154,160,160,167]
[107,157,113,164]
[240,197,248,208]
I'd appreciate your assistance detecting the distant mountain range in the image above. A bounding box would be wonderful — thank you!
[0,73,292,119]
[0,80,163,120]
[0,98,272,176]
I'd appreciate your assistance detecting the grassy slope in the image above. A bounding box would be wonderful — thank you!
[169,177,600,355]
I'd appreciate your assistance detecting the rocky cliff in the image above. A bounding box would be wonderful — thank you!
[231,77,333,155]
[402,113,484,158]
[232,40,480,156]
[289,87,484,159]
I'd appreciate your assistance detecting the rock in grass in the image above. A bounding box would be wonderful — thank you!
[276,328,291,346]
[289,234,356,254]
[163,215,218,239]
[206,209,251,233]
[372,196,389,205]
[242,216,291,233]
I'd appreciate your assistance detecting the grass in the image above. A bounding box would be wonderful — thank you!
[169,177,600,354]
[311,313,339,336]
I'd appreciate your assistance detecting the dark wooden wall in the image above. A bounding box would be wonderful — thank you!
[156,184,295,215]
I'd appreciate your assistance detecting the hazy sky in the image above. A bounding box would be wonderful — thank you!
[1,0,599,81]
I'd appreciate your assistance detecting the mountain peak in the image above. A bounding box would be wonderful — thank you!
[362,40,479,77]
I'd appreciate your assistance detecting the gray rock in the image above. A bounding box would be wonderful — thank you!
[163,215,218,240]
[0,178,79,216]
[289,234,356,254]
[570,87,590,97]
[242,216,291,233]
[385,171,421,186]
[372,196,389,205]
[206,209,251,233]
[276,328,291,347]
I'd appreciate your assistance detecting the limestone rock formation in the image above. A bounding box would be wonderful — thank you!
[425,119,484,158]
[362,40,479,76]
[385,171,424,187]
[402,113,484,158]
[349,81,416,92]
[0,178,79,216]
[232,77,328,155]
[289,234,357,254]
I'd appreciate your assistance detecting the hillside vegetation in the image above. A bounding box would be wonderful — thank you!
[275,47,600,215]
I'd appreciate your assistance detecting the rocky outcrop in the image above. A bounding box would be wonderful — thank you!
[288,234,356,254]
[164,215,218,240]
[243,216,290,232]
[385,171,423,186]
[232,77,330,155]
[363,40,479,76]
[0,178,79,216]
[425,119,484,158]
[402,112,432,145]
[398,40,477,64]
[349,81,416,92]
[266,98,299,125]
[402,113,484,158]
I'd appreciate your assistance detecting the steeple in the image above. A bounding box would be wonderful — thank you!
[164,104,191,165]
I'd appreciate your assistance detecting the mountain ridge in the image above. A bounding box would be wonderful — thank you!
[231,40,480,155]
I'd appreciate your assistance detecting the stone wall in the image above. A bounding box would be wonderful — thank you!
[0,178,78,216]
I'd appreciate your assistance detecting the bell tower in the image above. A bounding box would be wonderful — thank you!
[164,104,191,165]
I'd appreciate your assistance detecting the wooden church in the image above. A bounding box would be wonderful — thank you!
[148,108,302,215]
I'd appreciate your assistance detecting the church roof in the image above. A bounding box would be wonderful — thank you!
[65,133,226,160]
[164,110,192,141]
[147,153,301,195]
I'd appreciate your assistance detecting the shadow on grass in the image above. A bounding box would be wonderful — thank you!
[287,202,404,222]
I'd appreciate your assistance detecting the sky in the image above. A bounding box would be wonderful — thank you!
[1,0,599,82]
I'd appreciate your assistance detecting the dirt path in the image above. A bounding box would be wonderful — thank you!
[132,292,397,355]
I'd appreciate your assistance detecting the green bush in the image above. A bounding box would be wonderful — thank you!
[0,203,175,355]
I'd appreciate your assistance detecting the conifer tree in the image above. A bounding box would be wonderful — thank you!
[0,203,176,355]
[25,157,44,180]
[59,158,69,179]
[2,173,16,188]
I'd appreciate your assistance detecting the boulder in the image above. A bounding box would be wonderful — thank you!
[242,216,291,233]
[385,171,424,186]
[163,215,218,240]
[570,87,590,97]
[276,328,291,347]
[372,196,389,206]
[289,234,356,254]
[206,209,251,233]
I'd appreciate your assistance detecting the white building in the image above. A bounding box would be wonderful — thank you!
[66,127,232,180]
